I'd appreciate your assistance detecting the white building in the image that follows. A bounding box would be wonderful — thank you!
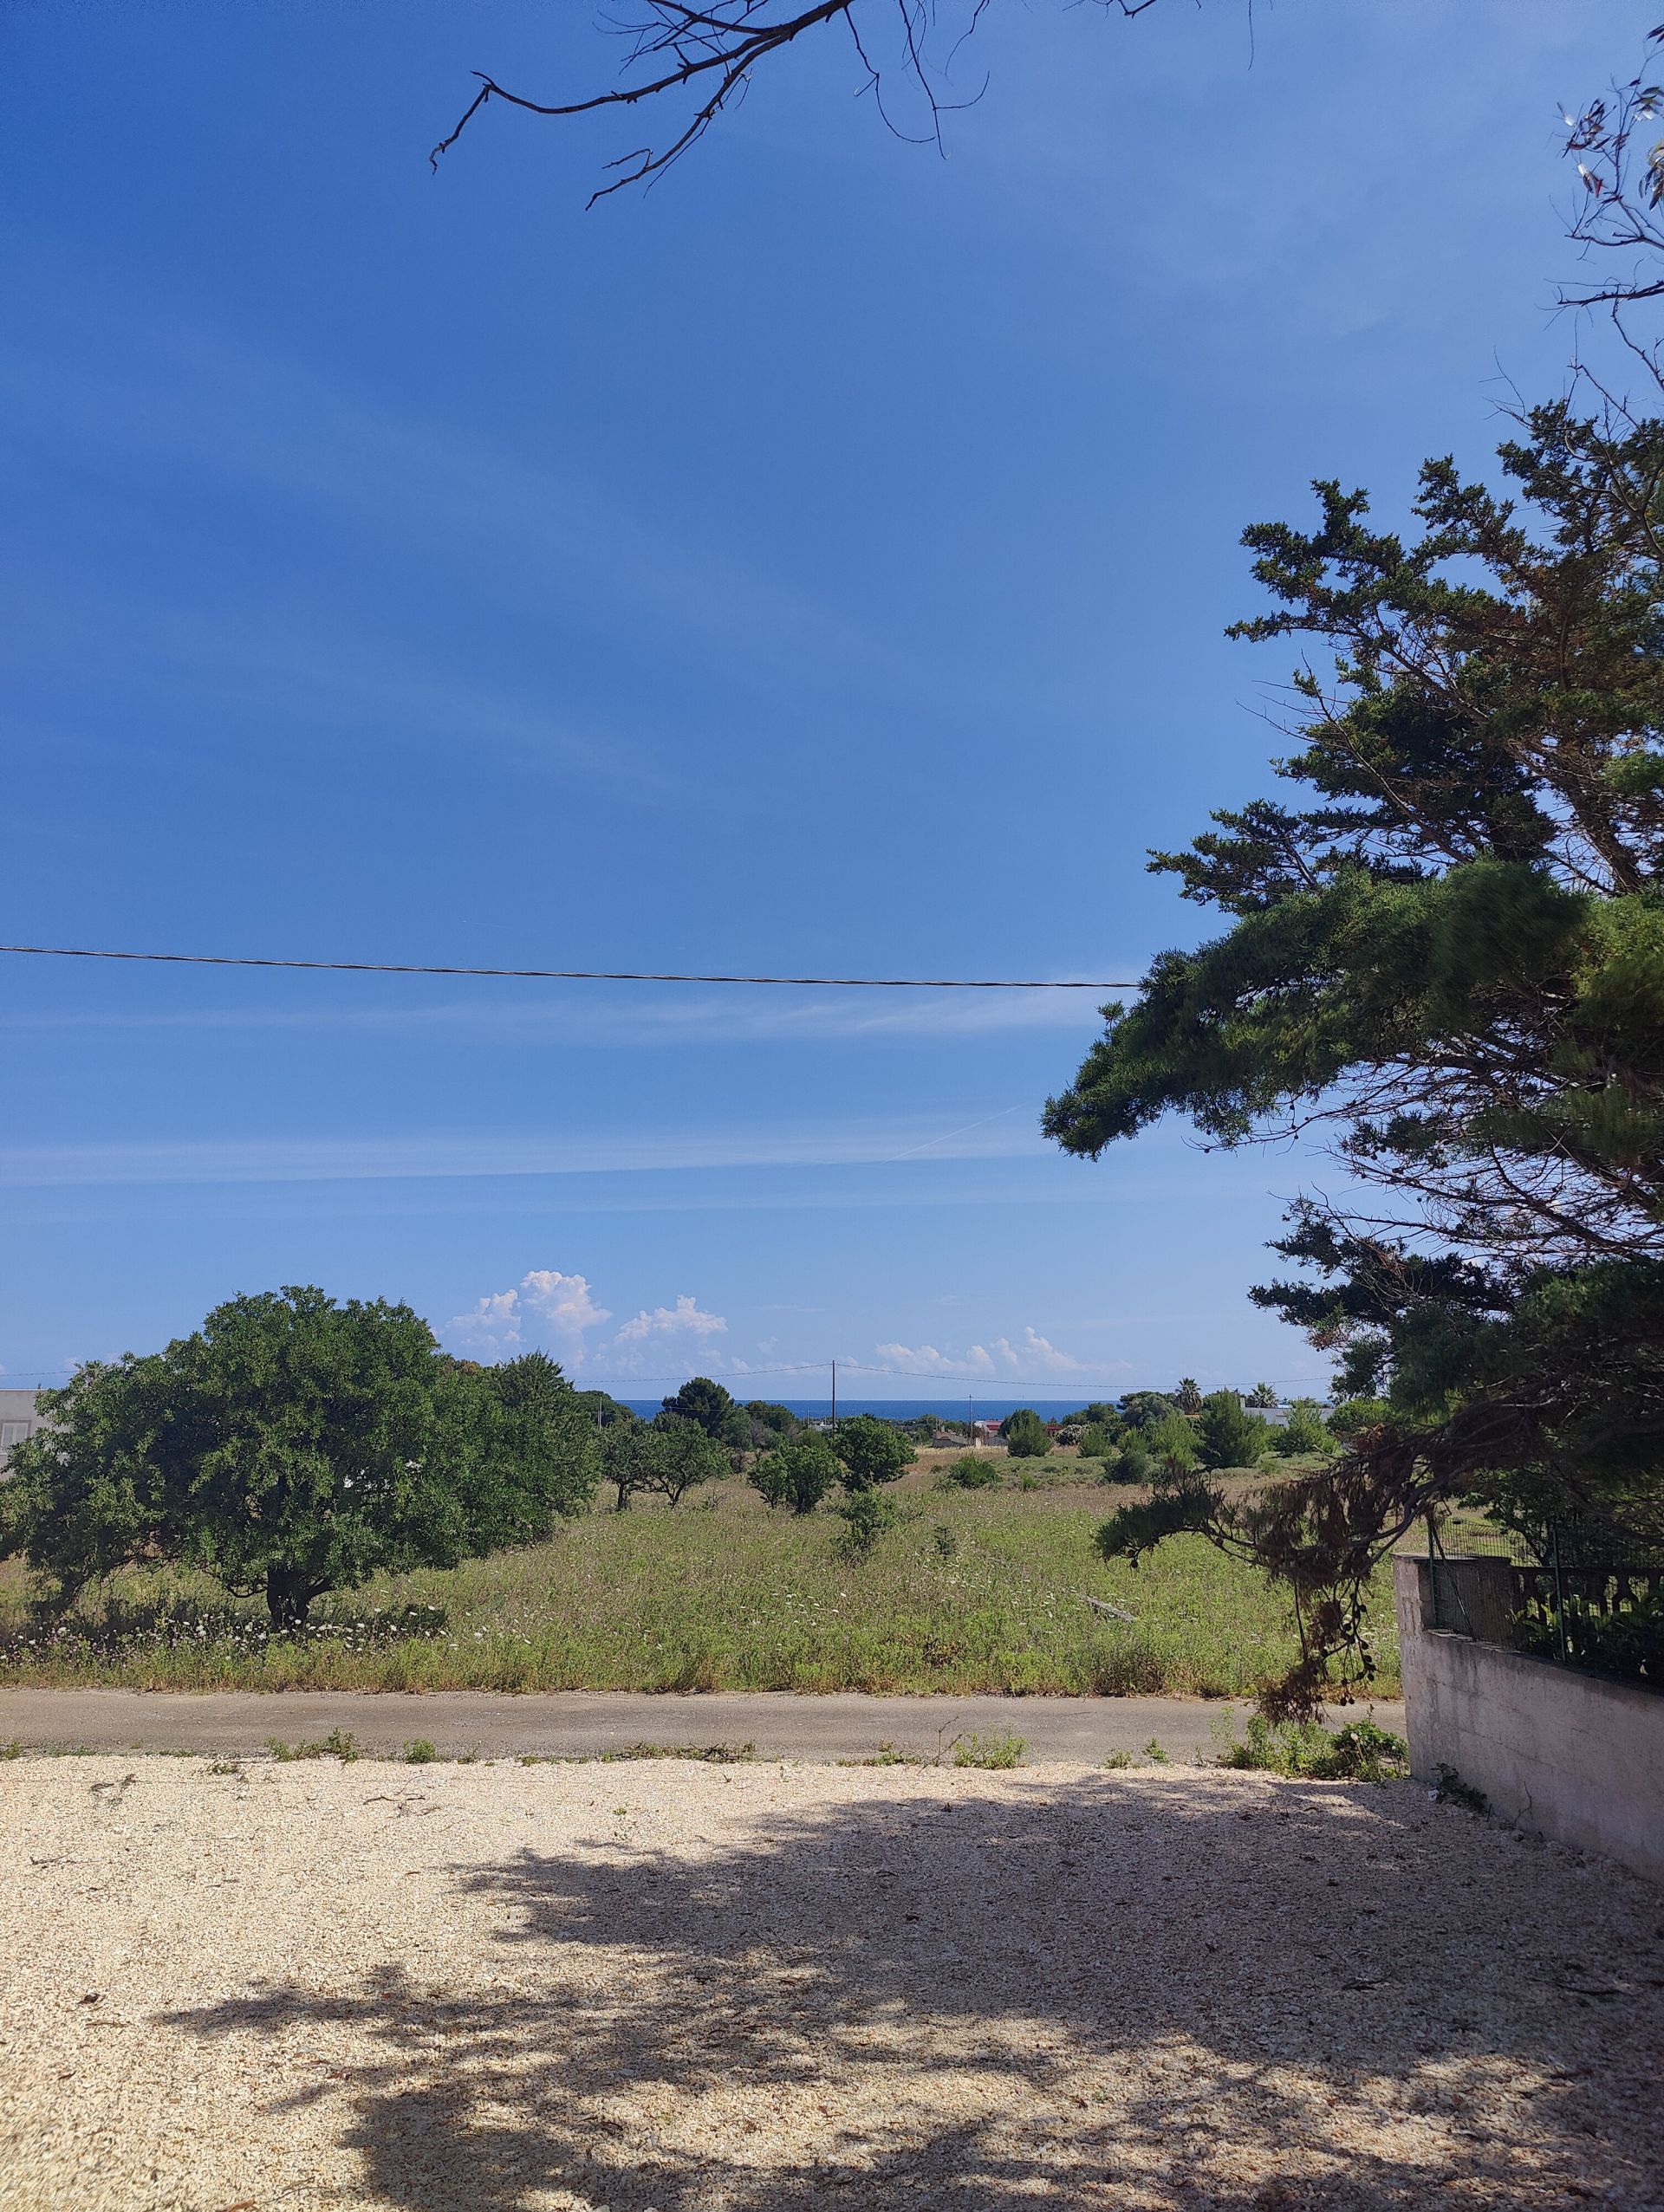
[0,1389,43,1476]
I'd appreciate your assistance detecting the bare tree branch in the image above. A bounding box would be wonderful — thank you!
[430,0,1169,202]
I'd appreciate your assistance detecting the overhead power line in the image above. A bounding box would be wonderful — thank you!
[0,944,1136,990]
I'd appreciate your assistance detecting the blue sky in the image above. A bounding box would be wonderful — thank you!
[0,0,1641,1397]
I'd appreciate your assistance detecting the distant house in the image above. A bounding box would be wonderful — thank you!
[0,1389,43,1476]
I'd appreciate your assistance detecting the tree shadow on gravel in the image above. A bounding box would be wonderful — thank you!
[166,1775,1663,2212]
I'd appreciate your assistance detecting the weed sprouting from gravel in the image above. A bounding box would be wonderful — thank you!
[1215,1714,1408,1781]
[268,1728,360,1763]
[952,1732,1025,1770]
[403,1739,439,1764]
[1433,1763,1489,1814]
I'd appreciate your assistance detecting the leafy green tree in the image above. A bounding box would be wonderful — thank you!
[1271,1398,1335,1460]
[600,1414,646,1509]
[1194,1391,1270,1471]
[660,1376,750,1450]
[634,1414,729,1506]
[833,1413,916,1492]
[572,1386,634,1430]
[1245,1382,1279,1410]
[744,1399,800,1440]
[998,1407,1050,1458]
[1068,1401,1123,1430]
[1116,1392,1178,1433]
[750,1434,839,1515]
[1076,1422,1120,1462]
[1173,1378,1204,1415]
[1050,396,1664,1708]
[0,1289,596,1628]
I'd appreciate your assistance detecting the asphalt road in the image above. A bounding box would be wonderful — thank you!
[0,1688,1405,1763]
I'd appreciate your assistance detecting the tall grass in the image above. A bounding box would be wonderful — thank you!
[0,1474,1401,1698]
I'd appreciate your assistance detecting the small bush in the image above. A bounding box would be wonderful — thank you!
[404,1738,439,1764]
[940,1452,1000,1489]
[930,1525,959,1560]
[1217,1714,1407,1782]
[1143,1736,1171,1764]
[835,1490,900,1560]
[1102,1749,1134,1769]
[1109,1440,1154,1485]
[952,1731,1025,1769]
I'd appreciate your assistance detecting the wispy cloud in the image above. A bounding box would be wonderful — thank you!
[0,1110,1054,1189]
[0,983,1122,1048]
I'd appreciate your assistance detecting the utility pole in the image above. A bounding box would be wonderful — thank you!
[830,1358,837,1435]
[969,1392,975,1446]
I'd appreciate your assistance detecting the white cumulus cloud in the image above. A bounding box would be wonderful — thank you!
[612,1294,727,1346]
[443,1272,729,1379]
[874,1327,1086,1379]
[445,1268,610,1361]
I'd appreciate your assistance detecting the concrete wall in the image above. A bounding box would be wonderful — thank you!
[1395,1556,1664,1885]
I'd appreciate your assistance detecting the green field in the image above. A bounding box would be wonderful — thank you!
[0,1460,1401,1698]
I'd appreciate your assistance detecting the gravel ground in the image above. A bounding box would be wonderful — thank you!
[1,1756,1660,2212]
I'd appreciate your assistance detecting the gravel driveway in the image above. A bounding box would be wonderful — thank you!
[2,1755,1659,2211]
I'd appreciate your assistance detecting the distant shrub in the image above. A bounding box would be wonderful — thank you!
[998,1408,1050,1458]
[941,1451,1001,1489]
[1327,1396,1393,1442]
[404,1738,439,1764]
[930,1524,959,1560]
[834,1489,900,1560]
[1077,1423,1119,1462]
[1271,1398,1336,1458]
[1109,1439,1155,1486]
[1143,1413,1201,1476]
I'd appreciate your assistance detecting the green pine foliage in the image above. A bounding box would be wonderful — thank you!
[1044,401,1664,1706]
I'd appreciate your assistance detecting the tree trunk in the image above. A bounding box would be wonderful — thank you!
[266,1565,315,1631]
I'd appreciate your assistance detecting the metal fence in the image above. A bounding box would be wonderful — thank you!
[1415,1517,1664,1685]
